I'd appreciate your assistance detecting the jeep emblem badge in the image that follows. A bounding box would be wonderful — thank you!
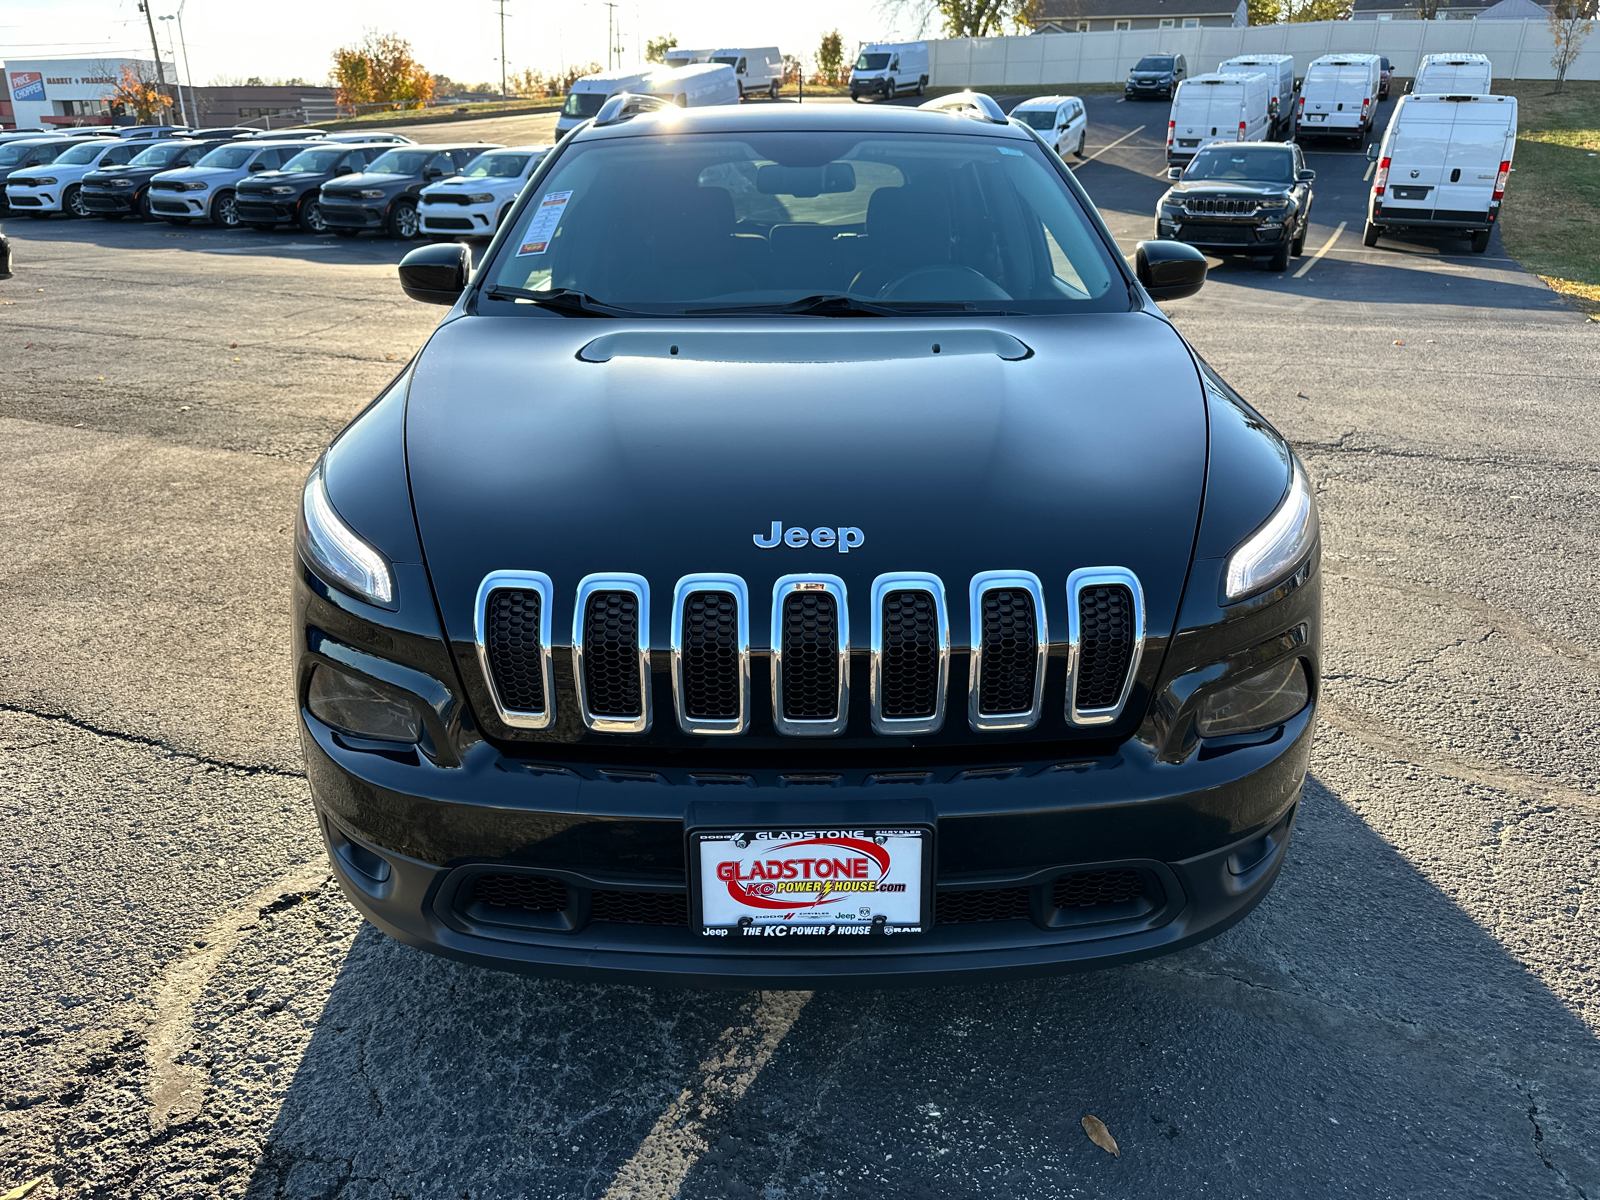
[753,521,865,553]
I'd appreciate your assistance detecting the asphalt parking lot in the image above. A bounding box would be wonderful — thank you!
[2,95,1599,1200]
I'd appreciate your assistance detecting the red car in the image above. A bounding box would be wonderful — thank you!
[1380,57,1393,100]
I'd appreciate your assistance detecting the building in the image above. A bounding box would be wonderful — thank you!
[187,84,336,129]
[3,57,176,129]
[1032,0,1247,32]
[1351,0,1551,16]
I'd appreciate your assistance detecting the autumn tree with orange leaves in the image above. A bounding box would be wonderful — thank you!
[107,62,173,124]
[331,32,434,107]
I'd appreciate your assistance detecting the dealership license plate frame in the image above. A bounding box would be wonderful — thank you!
[689,825,934,942]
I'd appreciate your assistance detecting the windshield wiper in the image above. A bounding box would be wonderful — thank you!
[686,294,999,318]
[482,286,633,316]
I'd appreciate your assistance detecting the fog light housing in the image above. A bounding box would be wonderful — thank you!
[1198,658,1309,738]
[307,664,422,742]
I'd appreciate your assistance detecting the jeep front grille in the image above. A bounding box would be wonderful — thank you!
[968,572,1047,731]
[871,573,948,735]
[771,576,848,736]
[475,571,554,730]
[1066,568,1144,726]
[672,575,749,735]
[1184,197,1258,215]
[573,575,651,733]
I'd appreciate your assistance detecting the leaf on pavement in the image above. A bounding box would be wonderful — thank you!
[2,1177,48,1200]
[1082,1114,1120,1157]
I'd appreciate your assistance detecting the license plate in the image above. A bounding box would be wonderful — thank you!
[691,826,930,939]
[1305,114,1325,122]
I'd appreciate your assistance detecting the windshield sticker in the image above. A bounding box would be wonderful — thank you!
[516,190,573,255]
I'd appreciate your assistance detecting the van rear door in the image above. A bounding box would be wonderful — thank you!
[1384,99,1453,213]
[1436,99,1513,220]
[1174,81,1240,148]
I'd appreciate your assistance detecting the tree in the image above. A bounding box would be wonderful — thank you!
[878,0,1038,36]
[817,30,845,85]
[1550,0,1597,93]
[1282,0,1353,19]
[107,61,173,124]
[330,31,434,108]
[1247,0,1282,23]
[782,53,803,84]
[556,62,604,94]
[646,34,678,64]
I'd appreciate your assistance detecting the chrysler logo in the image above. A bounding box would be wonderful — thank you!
[753,522,865,552]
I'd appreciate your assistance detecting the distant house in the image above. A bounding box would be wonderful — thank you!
[1032,0,1247,32]
[1352,0,1551,17]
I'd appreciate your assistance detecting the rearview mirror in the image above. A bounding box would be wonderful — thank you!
[1366,142,1380,161]
[398,242,471,305]
[1297,168,1316,182]
[756,162,855,197]
[1135,240,1207,302]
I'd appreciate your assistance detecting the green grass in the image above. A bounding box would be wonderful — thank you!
[1493,80,1600,314]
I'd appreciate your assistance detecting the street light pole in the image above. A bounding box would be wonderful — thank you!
[173,1,198,130]
[157,15,187,125]
[493,0,509,105]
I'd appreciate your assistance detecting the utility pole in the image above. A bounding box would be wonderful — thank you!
[173,1,198,131]
[603,1,618,70]
[136,1,171,122]
[493,0,510,104]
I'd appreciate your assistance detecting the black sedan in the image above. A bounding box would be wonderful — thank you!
[294,96,1320,987]
[1156,142,1316,272]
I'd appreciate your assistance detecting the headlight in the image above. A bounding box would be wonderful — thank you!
[269,185,295,195]
[110,179,134,189]
[1197,658,1309,737]
[33,176,58,186]
[296,461,395,606]
[306,664,421,742]
[1255,195,1290,210]
[186,181,209,192]
[467,192,494,204]
[1224,460,1317,602]
[358,188,385,199]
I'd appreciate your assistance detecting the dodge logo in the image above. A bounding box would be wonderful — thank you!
[753,522,865,552]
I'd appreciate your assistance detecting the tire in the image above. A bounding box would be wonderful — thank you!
[211,190,240,229]
[496,203,512,229]
[297,197,327,233]
[736,82,745,101]
[884,79,895,100]
[1075,132,1086,158]
[387,200,420,240]
[137,190,152,220]
[64,185,89,219]
[1362,220,1380,247]
[918,76,927,96]
[769,81,778,100]
[1291,229,1305,256]
[1268,240,1291,272]
[334,228,360,238]
[1470,229,1490,253]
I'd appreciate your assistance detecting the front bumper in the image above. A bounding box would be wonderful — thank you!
[236,194,298,222]
[4,187,59,212]
[850,78,895,97]
[321,200,388,229]
[1158,215,1289,253]
[81,189,137,213]
[149,192,210,217]
[420,199,498,235]
[1126,81,1173,97]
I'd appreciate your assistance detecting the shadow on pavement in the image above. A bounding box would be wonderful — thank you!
[242,773,1600,1199]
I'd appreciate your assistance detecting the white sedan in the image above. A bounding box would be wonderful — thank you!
[1010,95,1089,160]
[419,144,552,239]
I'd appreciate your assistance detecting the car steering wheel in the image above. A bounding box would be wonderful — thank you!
[877,264,1011,303]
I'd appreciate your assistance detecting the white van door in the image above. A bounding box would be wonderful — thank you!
[1382,100,1454,211]
[1435,101,1512,218]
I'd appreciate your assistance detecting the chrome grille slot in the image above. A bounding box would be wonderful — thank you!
[871,573,949,736]
[671,574,749,735]
[967,572,1047,732]
[474,571,555,730]
[1066,567,1145,726]
[1184,197,1258,216]
[770,576,849,737]
[573,574,651,734]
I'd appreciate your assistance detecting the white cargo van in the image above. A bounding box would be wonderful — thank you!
[1166,73,1272,167]
[1411,53,1493,97]
[557,68,652,136]
[1297,54,1382,146]
[1217,55,1297,138]
[849,42,930,101]
[709,48,784,99]
[662,48,714,69]
[638,64,741,109]
[1364,92,1516,253]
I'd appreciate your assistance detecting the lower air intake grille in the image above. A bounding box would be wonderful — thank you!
[682,590,739,720]
[591,890,689,926]
[1052,869,1146,909]
[473,873,568,912]
[977,589,1038,715]
[484,588,545,713]
[936,887,1031,924]
[781,591,838,720]
[583,591,641,718]
[1075,586,1135,711]
[881,590,939,719]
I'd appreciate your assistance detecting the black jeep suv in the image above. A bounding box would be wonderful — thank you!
[1156,143,1316,273]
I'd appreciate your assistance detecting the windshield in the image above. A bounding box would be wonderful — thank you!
[463,152,533,178]
[1013,108,1058,132]
[1185,147,1294,183]
[195,145,257,170]
[856,54,891,71]
[1135,57,1175,72]
[281,148,344,172]
[57,141,110,165]
[487,131,1123,314]
[562,92,608,119]
[129,142,190,167]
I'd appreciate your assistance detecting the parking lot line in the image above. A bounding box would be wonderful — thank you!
[1364,160,1376,182]
[1294,221,1348,279]
[1075,126,1146,167]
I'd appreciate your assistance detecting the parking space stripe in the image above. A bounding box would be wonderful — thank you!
[1294,220,1348,279]
[601,990,812,1200]
[1074,126,1146,167]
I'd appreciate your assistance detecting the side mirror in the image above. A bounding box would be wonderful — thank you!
[1166,166,1183,181]
[398,242,471,306]
[1365,142,1380,162]
[1135,240,1207,302]
[334,164,353,176]
[1297,168,1316,182]
[423,167,443,180]
[248,161,266,171]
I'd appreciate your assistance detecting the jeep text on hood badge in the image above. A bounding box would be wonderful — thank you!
[753,522,865,552]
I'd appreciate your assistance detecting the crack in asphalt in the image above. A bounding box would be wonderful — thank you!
[1297,438,1600,474]
[1524,1089,1591,1199]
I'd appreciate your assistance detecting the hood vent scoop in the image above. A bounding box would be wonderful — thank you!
[577,329,1031,365]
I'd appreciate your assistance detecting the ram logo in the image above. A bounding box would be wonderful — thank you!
[752,522,865,553]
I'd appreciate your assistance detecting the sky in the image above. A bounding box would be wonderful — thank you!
[1,0,935,89]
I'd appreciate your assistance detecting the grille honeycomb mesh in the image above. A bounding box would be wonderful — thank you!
[1052,869,1147,909]
[1075,585,1135,712]
[781,591,839,721]
[682,590,739,721]
[583,590,642,718]
[591,890,689,926]
[485,588,545,713]
[936,887,1030,924]
[881,590,939,720]
[977,589,1038,716]
[473,873,568,912]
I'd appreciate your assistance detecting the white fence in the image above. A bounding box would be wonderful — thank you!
[928,19,1600,85]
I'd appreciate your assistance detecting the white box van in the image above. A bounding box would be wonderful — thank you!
[1411,53,1493,97]
[1166,73,1272,167]
[849,42,929,101]
[662,48,714,69]
[638,64,741,109]
[1218,55,1297,138]
[1297,54,1382,146]
[1364,92,1516,253]
[557,68,652,136]
[709,48,784,99]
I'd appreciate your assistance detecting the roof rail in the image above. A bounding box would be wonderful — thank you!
[594,92,678,126]
[917,91,1008,125]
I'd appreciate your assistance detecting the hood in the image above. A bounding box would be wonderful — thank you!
[153,166,237,182]
[1167,180,1289,199]
[330,171,411,190]
[239,170,324,188]
[403,313,1208,749]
